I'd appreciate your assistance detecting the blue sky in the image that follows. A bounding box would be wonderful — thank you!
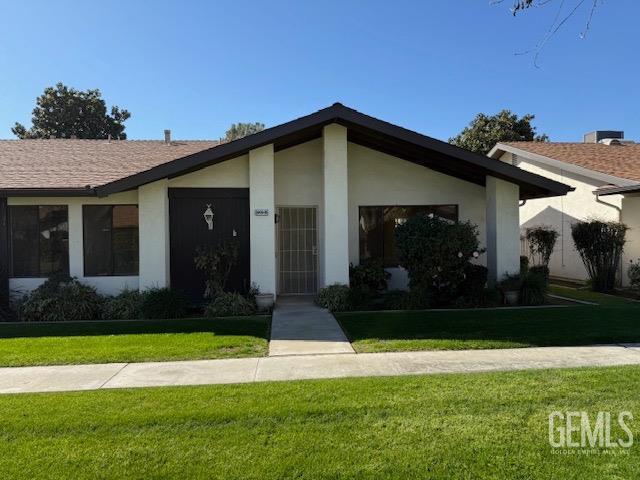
[0,0,638,142]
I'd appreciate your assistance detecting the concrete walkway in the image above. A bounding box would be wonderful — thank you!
[268,296,355,356]
[2,344,640,394]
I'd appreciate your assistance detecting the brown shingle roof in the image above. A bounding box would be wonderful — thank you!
[501,141,640,183]
[0,139,220,190]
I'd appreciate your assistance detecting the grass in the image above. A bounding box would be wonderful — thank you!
[0,317,270,367]
[0,366,639,479]
[337,303,640,353]
[549,284,638,306]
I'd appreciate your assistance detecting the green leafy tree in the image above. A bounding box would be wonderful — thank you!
[449,110,548,155]
[224,122,265,142]
[12,83,131,139]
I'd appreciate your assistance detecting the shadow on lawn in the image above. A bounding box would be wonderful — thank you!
[0,317,271,340]
[337,305,640,348]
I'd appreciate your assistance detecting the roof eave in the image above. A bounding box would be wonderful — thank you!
[0,187,97,198]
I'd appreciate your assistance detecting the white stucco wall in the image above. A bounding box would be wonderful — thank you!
[249,145,276,295]
[322,124,350,286]
[138,180,170,290]
[168,155,249,188]
[499,152,629,283]
[347,143,488,289]
[274,138,324,289]
[8,192,139,297]
[622,195,640,286]
[485,176,520,284]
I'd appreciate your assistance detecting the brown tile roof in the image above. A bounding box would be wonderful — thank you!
[0,139,220,190]
[501,142,640,183]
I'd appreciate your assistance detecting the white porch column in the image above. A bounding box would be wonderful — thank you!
[486,176,520,285]
[249,144,277,295]
[322,123,350,286]
[138,179,170,290]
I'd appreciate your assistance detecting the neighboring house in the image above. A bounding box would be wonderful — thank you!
[489,131,640,286]
[0,103,571,303]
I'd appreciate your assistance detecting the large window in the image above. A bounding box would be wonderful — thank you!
[359,205,458,267]
[9,205,69,277]
[83,205,139,276]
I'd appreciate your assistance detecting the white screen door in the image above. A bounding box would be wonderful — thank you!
[277,207,318,294]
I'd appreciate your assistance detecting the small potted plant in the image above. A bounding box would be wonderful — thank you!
[252,284,275,312]
[498,274,522,306]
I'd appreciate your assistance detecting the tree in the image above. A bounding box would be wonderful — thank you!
[12,83,131,139]
[224,122,265,142]
[493,0,603,66]
[449,110,548,155]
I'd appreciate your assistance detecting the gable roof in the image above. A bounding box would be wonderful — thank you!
[0,103,572,200]
[490,141,640,185]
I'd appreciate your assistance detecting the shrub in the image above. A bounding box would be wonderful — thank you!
[140,288,189,319]
[519,271,548,306]
[526,226,558,267]
[315,284,353,312]
[629,260,640,290]
[102,289,143,320]
[571,220,628,292]
[19,275,103,322]
[520,255,529,274]
[204,292,256,317]
[194,240,239,299]
[529,265,550,285]
[395,214,483,305]
[381,290,408,310]
[349,259,390,293]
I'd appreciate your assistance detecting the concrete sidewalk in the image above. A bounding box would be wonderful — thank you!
[2,344,640,394]
[269,296,355,356]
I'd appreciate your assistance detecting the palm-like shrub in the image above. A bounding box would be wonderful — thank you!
[204,293,256,317]
[102,289,143,320]
[571,220,627,292]
[315,284,353,312]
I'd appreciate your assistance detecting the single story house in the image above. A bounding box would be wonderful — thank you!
[489,131,640,286]
[0,103,572,303]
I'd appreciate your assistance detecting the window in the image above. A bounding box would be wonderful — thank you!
[9,205,69,277]
[359,205,458,267]
[83,205,139,276]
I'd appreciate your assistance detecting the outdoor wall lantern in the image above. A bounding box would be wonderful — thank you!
[203,204,214,230]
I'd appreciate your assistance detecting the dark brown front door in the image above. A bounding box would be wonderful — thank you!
[169,188,249,303]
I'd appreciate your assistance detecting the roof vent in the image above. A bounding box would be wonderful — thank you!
[584,130,624,143]
[164,129,171,144]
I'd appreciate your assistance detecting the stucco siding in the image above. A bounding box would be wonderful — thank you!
[499,152,631,283]
[348,143,487,289]
[168,155,249,188]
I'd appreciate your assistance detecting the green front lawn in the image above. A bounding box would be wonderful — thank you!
[337,304,640,353]
[549,284,638,306]
[1,366,638,479]
[0,317,270,367]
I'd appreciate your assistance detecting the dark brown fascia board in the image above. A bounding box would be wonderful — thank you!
[93,102,573,199]
[0,188,97,198]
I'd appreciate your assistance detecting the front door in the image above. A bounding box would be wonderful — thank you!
[169,188,249,303]
[277,206,318,294]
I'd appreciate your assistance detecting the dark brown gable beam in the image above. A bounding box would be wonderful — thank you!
[94,103,573,199]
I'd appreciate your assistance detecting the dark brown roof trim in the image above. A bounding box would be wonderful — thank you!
[0,188,97,198]
[15,103,570,201]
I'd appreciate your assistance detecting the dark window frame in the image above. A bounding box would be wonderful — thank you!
[8,205,70,278]
[358,204,459,268]
[82,204,139,277]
